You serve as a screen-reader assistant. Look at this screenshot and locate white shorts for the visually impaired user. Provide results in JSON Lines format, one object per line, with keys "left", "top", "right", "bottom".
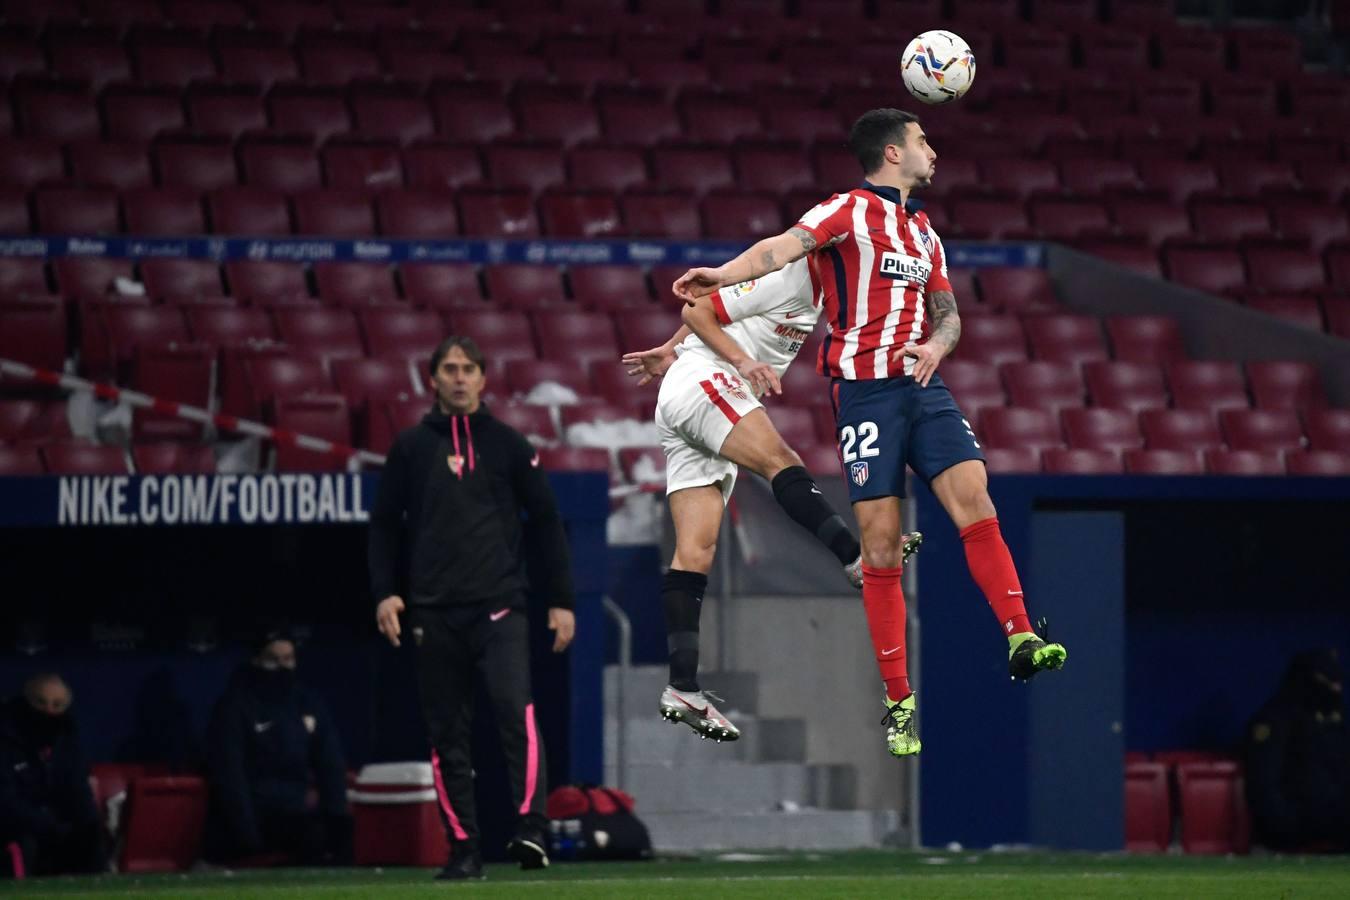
{"left": 655, "top": 353, "right": 763, "bottom": 504}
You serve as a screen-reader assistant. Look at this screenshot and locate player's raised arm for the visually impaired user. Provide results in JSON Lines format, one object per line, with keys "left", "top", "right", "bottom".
{"left": 680, "top": 294, "right": 781, "bottom": 397}
{"left": 672, "top": 227, "right": 818, "bottom": 304}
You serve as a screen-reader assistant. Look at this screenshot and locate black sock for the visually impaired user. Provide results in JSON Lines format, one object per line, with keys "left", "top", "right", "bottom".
{"left": 662, "top": 568, "right": 708, "bottom": 692}
{"left": 770, "top": 465, "right": 860, "bottom": 565}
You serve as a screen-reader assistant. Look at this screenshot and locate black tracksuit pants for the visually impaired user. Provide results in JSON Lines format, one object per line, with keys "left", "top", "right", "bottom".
{"left": 412, "top": 596, "right": 547, "bottom": 845}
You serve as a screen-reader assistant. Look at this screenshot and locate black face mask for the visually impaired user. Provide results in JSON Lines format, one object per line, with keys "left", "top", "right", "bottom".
{"left": 249, "top": 665, "right": 296, "bottom": 700}
{"left": 19, "top": 703, "right": 71, "bottom": 745}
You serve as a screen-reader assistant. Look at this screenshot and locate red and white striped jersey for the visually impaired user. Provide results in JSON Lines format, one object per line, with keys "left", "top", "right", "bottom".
{"left": 794, "top": 184, "right": 953, "bottom": 381}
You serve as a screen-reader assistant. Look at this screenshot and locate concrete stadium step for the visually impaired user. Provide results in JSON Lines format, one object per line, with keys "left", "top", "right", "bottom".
{"left": 609, "top": 761, "right": 856, "bottom": 814}
{"left": 641, "top": 809, "right": 901, "bottom": 853}
{"left": 606, "top": 710, "right": 808, "bottom": 765}
{"left": 605, "top": 664, "right": 761, "bottom": 716}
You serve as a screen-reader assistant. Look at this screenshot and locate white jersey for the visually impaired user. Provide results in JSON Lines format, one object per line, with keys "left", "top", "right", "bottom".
{"left": 674, "top": 258, "right": 821, "bottom": 378}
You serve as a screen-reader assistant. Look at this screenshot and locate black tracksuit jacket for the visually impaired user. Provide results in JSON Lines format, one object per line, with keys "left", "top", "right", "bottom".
{"left": 367, "top": 405, "right": 574, "bottom": 612}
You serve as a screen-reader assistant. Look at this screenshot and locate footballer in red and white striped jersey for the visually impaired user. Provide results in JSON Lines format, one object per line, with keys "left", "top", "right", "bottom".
{"left": 793, "top": 182, "right": 952, "bottom": 381}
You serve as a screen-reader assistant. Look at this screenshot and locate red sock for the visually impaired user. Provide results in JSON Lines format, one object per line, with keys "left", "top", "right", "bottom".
{"left": 862, "top": 565, "right": 910, "bottom": 702}
{"left": 960, "top": 517, "right": 1032, "bottom": 637}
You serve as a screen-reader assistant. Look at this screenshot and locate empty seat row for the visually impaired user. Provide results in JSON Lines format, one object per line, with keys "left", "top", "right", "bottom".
{"left": 986, "top": 446, "right": 1350, "bottom": 476}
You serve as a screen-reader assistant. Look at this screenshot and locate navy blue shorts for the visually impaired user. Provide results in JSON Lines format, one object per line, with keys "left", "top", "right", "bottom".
{"left": 830, "top": 373, "right": 985, "bottom": 501}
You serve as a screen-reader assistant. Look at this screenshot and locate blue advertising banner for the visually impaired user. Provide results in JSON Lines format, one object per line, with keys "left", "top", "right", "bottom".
{"left": 0, "top": 235, "right": 1044, "bottom": 269}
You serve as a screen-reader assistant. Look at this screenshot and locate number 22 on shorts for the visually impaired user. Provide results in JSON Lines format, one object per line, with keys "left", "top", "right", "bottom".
{"left": 840, "top": 421, "right": 880, "bottom": 462}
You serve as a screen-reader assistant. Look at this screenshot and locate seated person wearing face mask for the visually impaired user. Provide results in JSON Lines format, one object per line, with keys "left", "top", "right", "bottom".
{"left": 0, "top": 673, "right": 106, "bottom": 876}
{"left": 204, "top": 631, "right": 353, "bottom": 865}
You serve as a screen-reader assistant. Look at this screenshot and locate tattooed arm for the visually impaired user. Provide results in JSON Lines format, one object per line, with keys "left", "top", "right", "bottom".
{"left": 671, "top": 228, "right": 818, "bottom": 303}
{"left": 894, "top": 290, "right": 961, "bottom": 388}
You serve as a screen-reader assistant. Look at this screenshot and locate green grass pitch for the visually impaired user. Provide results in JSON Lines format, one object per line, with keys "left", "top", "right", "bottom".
{"left": 9, "top": 850, "right": 1350, "bottom": 899}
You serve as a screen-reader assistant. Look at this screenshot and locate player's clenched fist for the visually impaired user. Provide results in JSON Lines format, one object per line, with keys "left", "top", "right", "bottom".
{"left": 673, "top": 267, "right": 724, "bottom": 303}
{"left": 376, "top": 595, "right": 405, "bottom": 646}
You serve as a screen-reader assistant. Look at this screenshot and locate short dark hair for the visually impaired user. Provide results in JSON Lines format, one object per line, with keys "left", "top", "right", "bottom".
{"left": 429, "top": 335, "right": 486, "bottom": 376}
{"left": 847, "top": 109, "right": 920, "bottom": 176}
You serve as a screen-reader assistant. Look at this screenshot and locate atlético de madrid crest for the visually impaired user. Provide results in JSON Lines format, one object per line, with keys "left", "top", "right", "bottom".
{"left": 850, "top": 461, "right": 869, "bottom": 487}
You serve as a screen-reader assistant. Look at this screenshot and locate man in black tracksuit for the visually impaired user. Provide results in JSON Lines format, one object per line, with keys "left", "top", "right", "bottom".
{"left": 368, "top": 335, "right": 575, "bottom": 881}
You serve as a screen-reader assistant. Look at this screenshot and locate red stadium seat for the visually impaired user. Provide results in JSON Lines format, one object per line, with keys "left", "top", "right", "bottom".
{"left": 681, "top": 100, "right": 763, "bottom": 145}
{"left": 322, "top": 142, "right": 404, "bottom": 191}
{"left": 980, "top": 158, "right": 1061, "bottom": 202}
{"left": 495, "top": 402, "right": 559, "bottom": 445}
{"left": 613, "top": 310, "right": 683, "bottom": 353}
{"left": 41, "top": 442, "right": 131, "bottom": 475}
{"left": 119, "top": 776, "right": 208, "bottom": 873}
{"left": 139, "top": 260, "right": 220, "bottom": 301}
{"left": 597, "top": 99, "right": 682, "bottom": 148}
{"left": 1204, "top": 449, "right": 1286, "bottom": 475}
{"left": 243, "top": 355, "right": 331, "bottom": 417}
{"left": 569, "top": 266, "right": 651, "bottom": 310}
{"left": 209, "top": 188, "right": 293, "bottom": 236}
{"left": 1273, "top": 205, "right": 1349, "bottom": 255}
{"left": 559, "top": 405, "right": 644, "bottom": 436}
{"left": 101, "top": 305, "right": 190, "bottom": 375}
{"left": 458, "top": 190, "right": 540, "bottom": 238}
{"left": 949, "top": 200, "right": 1031, "bottom": 240}
{"left": 446, "top": 311, "right": 538, "bottom": 363}
{"left": 940, "top": 360, "right": 1006, "bottom": 422}
{"left": 219, "top": 44, "right": 300, "bottom": 88}
{"left": 1002, "top": 362, "right": 1086, "bottom": 413}
{"left": 1124, "top": 448, "right": 1206, "bottom": 475}
{"left": 0, "top": 138, "right": 66, "bottom": 190}
{"left": 1124, "top": 761, "right": 1171, "bottom": 853}
{"left": 186, "top": 90, "right": 267, "bottom": 141}
{"left": 0, "top": 188, "right": 29, "bottom": 234}
{"left": 1244, "top": 295, "right": 1325, "bottom": 331}
{"left": 298, "top": 45, "right": 380, "bottom": 86}
{"left": 403, "top": 142, "right": 484, "bottom": 191}
{"left": 19, "top": 87, "right": 101, "bottom": 142}
{"left": 1083, "top": 361, "right": 1170, "bottom": 413}
{"left": 332, "top": 356, "right": 419, "bottom": 418}
{"left": 0, "top": 257, "right": 49, "bottom": 295}
{"left": 590, "top": 361, "right": 650, "bottom": 411}
{"left": 1104, "top": 316, "right": 1189, "bottom": 366}
{"left": 531, "top": 310, "right": 619, "bottom": 364}
{"left": 1244, "top": 247, "right": 1328, "bottom": 295}
{"left": 272, "top": 394, "right": 353, "bottom": 471}
{"left": 351, "top": 94, "right": 436, "bottom": 146}
{"left": 1062, "top": 408, "right": 1144, "bottom": 453}
{"left": 293, "top": 190, "right": 376, "bottom": 238}
{"left": 132, "top": 443, "right": 217, "bottom": 474}
{"left": 1219, "top": 160, "right": 1297, "bottom": 199}
{"left": 0, "top": 298, "right": 68, "bottom": 372}
{"left": 1031, "top": 199, "right": 1111, "bottom": 243}
{"left": 268, "top": 89, "right": 352, "bottom": 144}
{"left": 1219, "top": 409, "right": 1305, "bottom": 453}
{"left": 952, "top": 316, "right": 1028, "bottom": 367}
{"left": 122, "top": 189, "right": 206, "bottom": 236}
{"left": 483, "top": 265, "right": 566, "bottom": 310}
{"left": 432, "top": 93, "right": 517, "bottom": 144}
{"left": 978, "top": 407, "right": 1064, "bottom": 453}
{"left": 983, "top": 446, "right": 1043, "bottom": 473}
{"left": 312, "top": 262, "right": 398, "bottom": 308}
{"left": 0, "top": 445, "right": 47, "bottom": 474}
{"left": 567, "top": 146, "right": 648, "bottom": 193}
{"left": 273, "top": 308, "right": 364, "bottom": 362}
{"left": 155, "top": 140, "right": 239, "bottom": 193}
{"left": 132, "top": 343, "right": 213, "bottom": 441}
{"left": 1061, "top": 159, "right": 1140, "bottom": 198}
{"left": 505, "top": 359, "right": 593, "bottom": 398}
{"left": 1177, "top": 766, "right": 1247, "bottom": 858}
{"left": 1166, "top": 361, "right": 1250, "bottom": 412}
{"left": 702, "top": 192, "right": 783, "bottom": 240}
{"left": 1164, "top": 247, "right": 1246, "bottom": 296}
{"left": 186, "top": 307, "right": 275, "bottom": 346}
{"left": 652, "top": 147, "right": 735, "bottom": 197}
{"left": 617, "top": 445, "right": 665, "bottom": 486}
{"left": 54, "top": 258, "right": 135, "bottom": 300}
{"left": 1286, "top": 450, "right": 1350, "bottom": 475}
{"left": 1108, "top": 199, "right": 1192, "bottom": 249}
{"left": 400, "top": 263, "right": 481, "bottom": 308}
{"left": 1191, "top": 201, "right": 1270, "bottom": 244}
{"left": 222, "top": 260, "right": 308, "bottom": 304}
{"left": 135, "top": 42, "right": 218, "bottom": 86}
{"left": 1141, "top": 410, "right": 1225, "bottom": 452}
{"left": 1022, "top": 315, "right": 1109, "bottom": 367}
{"left": 1245, "top": 361, "right": 1327, "bottom": 410}
{"left": 1139, "top": 161, "right": 1220, "bottom": 205}
{"left": 734, "top": 146, "right": 816, "bottom": 194}
{"left": 358, "top": 308, "right": 441, "bottom": 360}
{"left": 1303, "top": 409, "right": 1350, "bottom": 452}
{"left": 34, "top": 187, "right": 120, "bottom": 235}
{"left": 978, "top": 269, "right": 1058, "bottom": 315}
{"left": 68, "top": 140, "right": 151, "bottom": 190}
{"left": 539, "top": 192, "right": 622, "bottom": 239}
{"left": 538, "top": 446, "right": 609, "bottom": 472}
{"left": 1043, "top": 448, "right": 1124, "bottom": 474}
{"left": 376, "top": 190, "right": 459, "bottom": 238}
{"left": 619, "top": 193, "right": 702, "bottom": 239}
{"left": 517, "top": 99, "right": 601, "bottom": 149}
{"left": 0, "top": 400, "right": 45, "bottom": 443}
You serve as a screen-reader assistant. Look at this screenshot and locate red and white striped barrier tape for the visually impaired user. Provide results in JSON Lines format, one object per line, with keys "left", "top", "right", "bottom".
{"left": 0, "top": 357, "right": 387, "bottom": 468}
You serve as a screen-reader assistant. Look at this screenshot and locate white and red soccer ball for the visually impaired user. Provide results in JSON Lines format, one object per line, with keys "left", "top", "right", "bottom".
{"left": 901, "top": 30, "right": 977, "bottom": 105}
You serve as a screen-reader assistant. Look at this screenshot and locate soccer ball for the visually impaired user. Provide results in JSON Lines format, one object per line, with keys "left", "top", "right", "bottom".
{"left": 901, "top": 31, "right": 976, "bottom": 105}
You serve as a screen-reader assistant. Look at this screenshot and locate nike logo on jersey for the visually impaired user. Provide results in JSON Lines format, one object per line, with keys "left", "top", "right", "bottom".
{"left": 881, "top": 646, "right": 902, "bottom": 656}
{"left": 784, "top": 311, "right": 802, "bottom": 319}
{"left": 490, "top": 608, "right": 511, "bottom": 622}
{"left": 1007, "top": 590, "right": 1023, "bottom": 596}
{"left": 254, "top": 721, "right": 274, "bottom": 733}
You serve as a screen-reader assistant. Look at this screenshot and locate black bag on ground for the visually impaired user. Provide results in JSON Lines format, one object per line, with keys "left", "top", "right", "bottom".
{"left": 545, "top": 784, "right": 653, "bottom": 861}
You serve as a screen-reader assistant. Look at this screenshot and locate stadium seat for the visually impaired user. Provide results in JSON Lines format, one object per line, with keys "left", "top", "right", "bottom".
{"left": 457, "top": 190, "right": 540, "bottom": 238}
{"left": 135, "top": 42, "right": 218, "bottom": 86}
{"left": 516, "top": 99, "right": 601, "bottom": 149}
{"left": 0, "top": 188, "right": 28, "bottom": 234}
{"left": 539, "top": 191, "right": 623, "bottom": 239}
{"left": 375, "top": 189, "right": 458, "bottom": 238}
{"left": 1141, "top": 410, "right": 1225, "bottom": 452}
{"left": 402, "top": 142, "right": 485, "bottom": 191}
{"left": 538, "top": 446, "right": 609, "bottom": 473}
{"left": 322, "top": 142, "right": 404, "bottom": 191}
{"left": 132, "top": 443, "right": 217, "bottom": 475}
{"left": 273, "top": 308, "right": 364, "bottom": 363}
{"left": 483, "top": 265, "right": 566, "bottom": 310}
{"left": 1061, "top": 159, "right": 1140, "bottom": 198}
{"left": 366, "top": 392, "right": 428, "bottom": 455}
{"left": 1303, "top": 409, "right": 1350, "bottom": 453}
{"left": 1164, "top": 247, "right": 1246, "bottom": 296}
{"left": 358, "top": 308, "right": 442, "bottom": 360}
{"left": 1328, "top": 298, "right": 1350, "bottom": 339}
{"left": 222, "top": 260, "right": 308, "bottom": 304}
{"left": 652, "top": 147, "right": 736, "bottom": 197}
{"left": 1244, "top": 295, "right": 1325, "bottom": 331}
{"left": 1002, "top": 362, "right": 1086, "bottom": 413}
{"left": 242, "top": 356, "right": 331, "bottom": 418}
{"left": 0, "top": 257, "right": 49, "bottom": 296}
{"left": 1219, "top": 409, "right": 1306, "bottom": 453}
{"left": 1108, "top": 199, "right": 1192, "bottom": 250}
{"left": 219, "top": 44, "right": 300, "bottom": 88}
{"left": 531, "top": 311, "right": 619, "bottom": 365}
{"left": 313, "top": 262, "right": 398, "bottom": 308}
{"left": 1177, "top": 766, "right": 1247, "bottom": 858}
{"left": 118, "top": 776, "right": 208, "bottom": 872}
{"left": 597, "top": 99, "right": 682, "bottom": 147}
{"left": 299, "top": 45, "right": 380, "bottom": 87}
{"left": 1022, "top": 315, "right": 1109, "bottom": 368}
{"left": 400, "top": 263, "right": 481, "bottom": 308}
{"left": 938, "top": 360, "right": 1006, "bottom": 422}
{"left": 1031, "top": 199, "right": 1112, "bottom": 243}
{"left": 1191, "top": 201, "right": 1270, "bottom": 244}
{"left": 272, "top": 394, "right": 353, "bottom": 471}
{"left": 1166, "top": 361, "right": 1250, "bottom": 412}
{"left": 1286, "top": 450, "right": 1350, "bottom": 476}
{"left": 1123, "top": 448, "right": 1206, "bottom": 475}
{"left": 431, "top": 93, "right": 517, "bottom": 144}
{"left": 981, "top": 158, "right": 1061, "bottom": 202}
{"left": 41, "top": 442, "right": 131, "bottom": 475}
{"left": 1204, "top": 449, "right": 1286, "bottom": 475}
{"left": 1083, "top": 362, "right": 1170, "bottom": 413}
{"left": 734, "top": 146, "right": 816, "bottom": 194}
{"left": 445, "top": 311, "right": 537, "bottom": 363}
{"left": 0, "top": 137, "right": 66, "bottom": 189}
{"left": 0, "top": 298, "right": 67, "bottom": 372}
{"left": 567, "top": 146, "right": 649, "bottom": 193}
{"left": 1062, "top": 408, "right": 1145, "bottom": 454}
{"left": 1272, "top": 204, "right": 1349, "bottom": 255}
{"left": 978, "top": 408, "right": 1064, "bottom": 454}
{"left": 101, "top": 306, "right": 190, "bottom": 375}
{"left": 18, "top": 87, "right": 101, "bottom": 143}
{"left": 293, "top": 190, "right": 377, "bottom": 238}
{"left": 122, "top": 189, "right": 206, "bottom": 236}
{"left": 268, "top": 89, "right": 352, "bottom": 144}
{"left": 1245, "top": 248, "right": 1328, "bottom": 295}
{"left": 569, "top": 266, "right": 651, "bottom": 311}
{"left": 1124, "top": 760, "right": 1171, "bottom": 853}
{"left": 702, "top": 192, "right": 783, "bottom": 240}
{"left": 332, "top": 356, "right": 419, "bottom": 417}
{"left": 952, "top": 316, "right": 1028, "bottom": 367}
{"left": 185, "top": 306, "right": 275, "bottom": 346}
{"left": 1104, "top": 316, "right": 1189, "bottom": 366}
{"left": 209, "top": 188, "right": 293, "bottom": 236}
{"left": 612, "top": 310, "right": 683, "bottom": 354}
{"left": 186, "top": 90, "right": 267, "bottom": 141}
{"left": 53, "top": 258, "right": 135, "bottom": 300}
{"left": 139, "top": 260, "right": 221, "bottom": 302}
{"left": 132, "top": 343, "right": 214, "bottom": 440}
{"left": 619, "top": 192, "right": 702, "bottom": 239}
{"left": 1042, "top": 448, "right": 1125, "bottom": 474}
{"left": 1245, "top": 361, "right": 1327, "bottom": 410}
{"left": 504, "top": 359, "right": 593, "bottom": 398}
{"left": 34, "top": 187, "right": 120, "bottom": 235}
{"left": 1219, "top": 160, "right": 1297, "bottom": 199}
{"left": 983, "top": 446, "right": 1043, "bottom": 473}
{"left": 495, "top": 402, "right": 559, "bottom": 445}
{"left": 950, "top": 200, "right": 1031, "bottom": 240}
{"left": 0, "top": 445, "right": 46, "bottom": 475}
{"left": 352, "top": 94, "right": 436, "bottom": 146}
{"left": 154, "top": 140, "right": 238, "bottom": 193}
{"left": 590, "top": 359, "right": 650, "bottom": 410}
{"left": 979, "top": 269, "right": 1059, "bottom": 314}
